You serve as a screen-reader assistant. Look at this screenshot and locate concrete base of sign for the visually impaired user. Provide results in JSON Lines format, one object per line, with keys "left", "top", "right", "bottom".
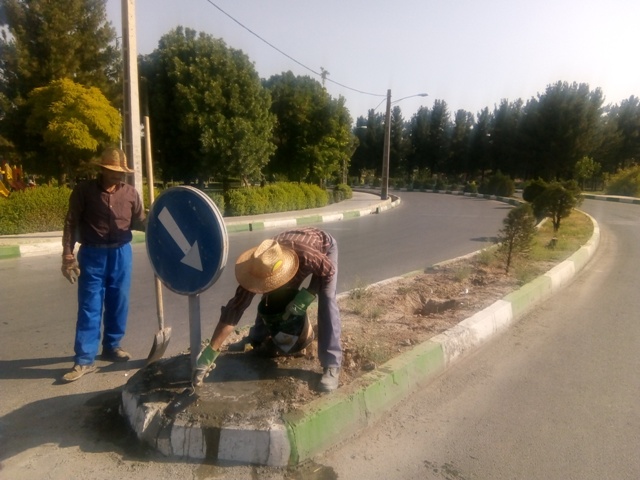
{"left": 120, "top": 351, "right": 320, "bottom": 466}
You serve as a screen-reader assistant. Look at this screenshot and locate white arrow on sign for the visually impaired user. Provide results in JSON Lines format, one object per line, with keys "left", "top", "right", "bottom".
{"left": 157, "top": 206, "right": 203, "bottom": 271}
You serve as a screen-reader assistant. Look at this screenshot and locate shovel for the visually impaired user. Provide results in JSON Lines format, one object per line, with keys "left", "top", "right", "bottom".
{"left": 144, "top": 114, "right": 172, "bottom": 365}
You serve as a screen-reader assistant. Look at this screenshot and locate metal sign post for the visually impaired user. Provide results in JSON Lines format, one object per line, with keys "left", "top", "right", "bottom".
{"left": 146, "top": 186, "right": 228, "bottom": 368}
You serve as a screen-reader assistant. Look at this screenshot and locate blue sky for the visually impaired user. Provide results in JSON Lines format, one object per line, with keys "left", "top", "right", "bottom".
{"left": 107, "top": 0, "right": 640, "bottom": 121}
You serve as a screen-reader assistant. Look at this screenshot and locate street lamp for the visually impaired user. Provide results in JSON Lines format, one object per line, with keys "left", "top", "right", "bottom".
{"left": 380, "top": 90, "right": 428, "bottom": 200}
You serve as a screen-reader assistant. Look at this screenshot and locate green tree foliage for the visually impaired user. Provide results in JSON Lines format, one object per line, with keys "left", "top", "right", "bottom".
{"left": 605, "top": 165, "right": 640, "bottom": 197}
{"left": 449, "top": 109, "right": 474, "bottom": 178}
{"left": 496, "top": 203, "right": 536, "bottom": 273}
{"left": 0, "top": 0, "right": 120, "bottom": 164}
{"left": 479, "top": 170, "right": 515, "bottom": 197}
{"left": 24, "top": 78, "right": 120, "bottom": 181}
{"left": 264, "top": 72, "right": 352, "bottom": 186}
{"left": 469, "top": 107, "right": 492, "bottom": 178}
{"left": 389, "top": 105, "right": 409, "bottom": 179}
{"left": 574, "top": 156, "right": 601, "bottom": 190}
{"left": 520, "top": 81, "right": 604, "bottom": 180}
{"left": 140, "top": 27, "right": 275, "bottom": 187}
{"left": 351, "top": 111, "right": 384, "bottom": 181}
{"left": 532, "top": 182, "right": 581, "bottom": 232}
{"left": 0, "top": 0, "right": 119, "bottom": 99}
{"left": 601, "top": 96, "right": 640, "bottom": 172}
{"left": 490, "top": 99, "right": 523, "bottom": 176}
{"left": 522, "top": 178, "right": 548, "bottom": 203}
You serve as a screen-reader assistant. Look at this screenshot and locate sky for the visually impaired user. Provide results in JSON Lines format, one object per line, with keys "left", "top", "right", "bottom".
{"left": 107, "top": 0, "right": 640, "bottom": 121}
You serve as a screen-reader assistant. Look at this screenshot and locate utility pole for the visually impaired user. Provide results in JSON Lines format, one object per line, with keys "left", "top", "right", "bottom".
{"left": 121, "top": 0, "right": 143, "bottom": 195}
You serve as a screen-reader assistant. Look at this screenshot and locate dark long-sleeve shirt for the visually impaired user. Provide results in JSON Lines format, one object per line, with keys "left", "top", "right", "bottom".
{"left": 219, "top": 227, "right": 336, "bottom": 326}
{"left": 62, "top": 177, "right": 145, "bottom": 256}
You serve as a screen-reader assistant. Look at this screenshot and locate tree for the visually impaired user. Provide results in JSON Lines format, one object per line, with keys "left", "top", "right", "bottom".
{"left": 407, "top": 106, "right": 430, "bottom": 176}
{"left": 490, "top": 99, "right": 524, "bottom": 177}
{"left": 264, "top": 72, "right": 352, "bottom": 186}
{"left": 606, "top": 96, "right": 640, "bottom": 171}
{"left": 574, "top": 156, "right": 601, "bottom": 190}
{"left": 469, "top": 107, "right": 492, "bottom": 179}
{"left": 496, "top": 203, "right": 536, "bottom": 273}
{"left": 520, "top": 81, "right": 604, "bottom": 180}
{"left": 0, "top": 0, "right": 120, "bottom": 166}
{"left": 449, "top": 109, "right": 474, "bottom": 178}
{"left": 388, "top": 105, "right": 409, "bottom": 180}
{"left": 140, "top": 27, "right": 275, "bottom": 187}
{"left": 532, "top": 182, "right": 581, "bottom": 232}
{"left": 23, "top": 78, "right": 120, "bottom": 182}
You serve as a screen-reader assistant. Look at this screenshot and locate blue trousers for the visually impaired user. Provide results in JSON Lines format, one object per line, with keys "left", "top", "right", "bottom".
{"left": 74, "top": 243, "right": 132, "bottom": 365}
{"left": 250, "top": 236, "right": 342, "bottom": 368}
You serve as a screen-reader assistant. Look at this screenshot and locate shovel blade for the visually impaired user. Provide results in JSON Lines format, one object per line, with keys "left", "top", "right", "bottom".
{"left": 146, "top": 327, "right": 172, "bottom": 365}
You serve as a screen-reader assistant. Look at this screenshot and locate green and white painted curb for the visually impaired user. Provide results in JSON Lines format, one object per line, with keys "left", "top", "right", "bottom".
{"left": 121, "top": 211, "right": 599, "bottom": 466}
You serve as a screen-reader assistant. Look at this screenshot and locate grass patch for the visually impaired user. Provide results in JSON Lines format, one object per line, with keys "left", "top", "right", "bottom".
{"left": 531, "top": 211, "right": 593, "bottom": 262}
{"left": 512, "top": 209, "right": 593, "bottom": 282}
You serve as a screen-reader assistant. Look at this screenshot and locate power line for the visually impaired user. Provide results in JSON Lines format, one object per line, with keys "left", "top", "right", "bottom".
{"left": 203, "top": 0, "right": 386, "bottom": 98}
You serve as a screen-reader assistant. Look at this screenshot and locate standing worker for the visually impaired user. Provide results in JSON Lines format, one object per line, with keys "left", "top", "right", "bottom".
{"left": 193, "top": 227, "right": 342, "bottom": 392}
{"left": 60, "top": 147, "right": 145, "bottom": 382}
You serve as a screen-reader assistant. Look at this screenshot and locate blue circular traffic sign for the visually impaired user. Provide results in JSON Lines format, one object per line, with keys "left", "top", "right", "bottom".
{"left": 146, "top": 186, "right": 228, "bottom": 295}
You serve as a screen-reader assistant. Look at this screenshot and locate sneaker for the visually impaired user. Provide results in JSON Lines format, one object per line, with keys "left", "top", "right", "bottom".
{"left": 62, "top": 363, "right": 97, "bottom": 383}
{"left": 226, "top": 337, "right": 259, "bottom": 352}
{"left": 319, "top": 367, "right": 340, "bottom": 392}
{"left": 101, "top": 347, "right": 131, "bottom": 362}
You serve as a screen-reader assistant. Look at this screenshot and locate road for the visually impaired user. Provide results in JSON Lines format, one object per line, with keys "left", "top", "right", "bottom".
{"left": 315, "top": 198, "right": 640, "bottom": 479}
{"left": 0, "top": 192, "right": 508, "bottom": 479}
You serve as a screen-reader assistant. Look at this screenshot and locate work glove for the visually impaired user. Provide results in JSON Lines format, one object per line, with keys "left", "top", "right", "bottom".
{"left": 192, "top": 345, "right": 220, "bottom": 387}
{"left": 61, "top": 254, "right": 81, "bottom": 284}
{"left": 283, "top": 288, "right": 316, "bottom": 320}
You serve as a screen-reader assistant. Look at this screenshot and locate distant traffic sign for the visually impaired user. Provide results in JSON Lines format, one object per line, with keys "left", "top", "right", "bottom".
{"left": 146, "top": 186, "right": 228, "bottom": 295}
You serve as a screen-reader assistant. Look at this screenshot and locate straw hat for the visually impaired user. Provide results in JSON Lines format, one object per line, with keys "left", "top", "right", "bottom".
{"left": 235, "top": 239, "right": 299, "bottom": 294}
{"left": 99, "top": 147, "right": 133, "bottom": 173}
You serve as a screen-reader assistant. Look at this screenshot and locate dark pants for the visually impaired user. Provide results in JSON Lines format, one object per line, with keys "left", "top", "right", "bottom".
{"left": 249, "top": 236, "right": 342, "bottom": 368}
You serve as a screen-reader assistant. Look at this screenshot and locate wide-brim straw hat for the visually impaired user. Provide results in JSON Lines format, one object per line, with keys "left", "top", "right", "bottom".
{"left": 235, "top": 239, "right": 299, "bottom": 294}
{"left": 99, "top": 147, "right": 134, "bottom": 173}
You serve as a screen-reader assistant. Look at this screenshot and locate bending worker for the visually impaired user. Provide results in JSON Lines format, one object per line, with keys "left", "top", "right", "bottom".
{"left": 194, "top": 227, "right": 342, "bottom": 392}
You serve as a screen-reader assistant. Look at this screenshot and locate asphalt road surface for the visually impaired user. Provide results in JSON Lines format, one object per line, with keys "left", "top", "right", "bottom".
{"left": 0, "top": 192, "right": 508, "bottom": 479}
{"left": 3, "top": 195, "right": 636, "bottom": 480}
{"left": 315, "top": 198, "right": 640, "bottom": 480}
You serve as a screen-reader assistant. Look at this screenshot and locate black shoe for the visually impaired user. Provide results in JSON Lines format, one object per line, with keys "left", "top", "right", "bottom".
{"left": 101, "top": 347, "right": 131, "bottom": 362}
{"left": 319, "top": 367, "right": 340, "bottom": 392}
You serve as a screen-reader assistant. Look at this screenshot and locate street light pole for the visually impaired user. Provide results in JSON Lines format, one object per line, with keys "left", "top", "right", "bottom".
{"left": 381, "top": 89, "right": 392, "bottom": 201}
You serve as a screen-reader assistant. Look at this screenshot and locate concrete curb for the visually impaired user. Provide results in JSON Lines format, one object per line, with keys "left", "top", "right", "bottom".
{"left": 279, "top": 211, "right": 600, "bottom": 464}
{"left": 0, "top": 194, "right": 400, "bottom": 259}
{"left": 121, "top": 208, "right": 600, "bottom": 465}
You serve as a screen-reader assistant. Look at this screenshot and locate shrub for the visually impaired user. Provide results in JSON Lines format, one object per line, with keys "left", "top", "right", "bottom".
{"left": 605, "top": 165, "right": 640, "bottom": 197}
{"left": 496, "top": 203, "right": 536, "bottom": 273}
{"left": 522, "top": 178, "right": 547, "bottom": 203}
{"left": 463, "top": 181, "right": 478, "bottom": 193}
{"left": 224, "top": 182, "right": 330, "bottom": 216}
{"left": 0, "top": 185, "right": 71, "bottom": 235}
{"left": 206, "top": 192, "right": 225, "bottom": 214}
{"left": 532, "top": 182, "right": 581, "bottom": 232}
{"left": 333, "top": 183, "right": 352, "bottom": 203}
{"left": 484, "top": 171, "right": 515, "bottom": 197}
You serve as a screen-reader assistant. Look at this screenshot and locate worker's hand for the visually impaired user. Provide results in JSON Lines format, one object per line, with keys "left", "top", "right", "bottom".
{"left": 192, "top": 345, "right": 220, "bottom": 387}
{"left": 61, "top": 254, "right": 80, "bottom": 284}
{"left": 283, "top": 288, "right": 316, "bottom": 320}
